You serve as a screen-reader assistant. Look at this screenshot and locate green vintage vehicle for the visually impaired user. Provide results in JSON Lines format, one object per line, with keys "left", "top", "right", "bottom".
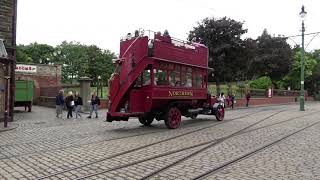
{"left": 14, "top": 80, "right": 34, "bottom": 112}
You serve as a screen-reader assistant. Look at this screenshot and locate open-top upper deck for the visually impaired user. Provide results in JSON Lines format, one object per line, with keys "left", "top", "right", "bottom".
{"left": 119, "top": 30, "right": 209, "bottom": 68}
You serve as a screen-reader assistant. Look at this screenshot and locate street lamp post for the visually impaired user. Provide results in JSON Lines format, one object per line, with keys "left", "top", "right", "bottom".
{"left": 299, "top": 5, "right": 307, "bottom": 111}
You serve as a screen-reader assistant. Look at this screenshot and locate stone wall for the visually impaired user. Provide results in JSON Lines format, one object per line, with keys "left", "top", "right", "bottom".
{"left": 0, "top": 64, "right": 4, "bottom": 120}
{"left": 232, "top": 96, "right": 314, "bottom": 108}
{"left": 0, "top": 0, "right": 15, "bottom": 48}
{"left": 0, "top": 0, "right": 16, "bottom": 121}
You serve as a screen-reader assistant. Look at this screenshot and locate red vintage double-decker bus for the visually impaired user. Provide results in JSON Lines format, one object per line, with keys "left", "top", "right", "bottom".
{"left": 106, "top": 30, "right": 224, "bottom": 129}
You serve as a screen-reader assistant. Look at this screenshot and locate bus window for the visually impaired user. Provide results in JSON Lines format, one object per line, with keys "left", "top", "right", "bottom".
{"left": 186, "top": 72, "right": 192, "bottom": 87}
{"left": 154, "top": 69, "right": 158, "bottom": 85}
{"left": 168, "top": 63, "right": 174, "bottom": 70}
{"left": 142, "top": 69, "right": 151, "bottom": 86}
{"left": 169, "top": 71, "right": 175, "bottom": 86}
{"left": 174, "top": 65, "right": 181, "bottom": 86}
{"left": 200, "top": 73, "right": 203, "bottom": 88}
{"left": 160, "top": 63, "right": 167, "bottom": 69}
{"left": 174, "top": 71, "right": 180, "bottom": 86}
{"left": 155, "top": 69, "right": 168, "bottom": 85}
{"left": 195, "top": 72, "right": 202, "bottom": 88}
{"left": 181, "top": 72, "right": 187, "bottom": 87}
{"left": 134, "top": 75, "right": 142, "bottom": 87}
{"left": 203, "top": 74, "right": 207, "bottom": 88}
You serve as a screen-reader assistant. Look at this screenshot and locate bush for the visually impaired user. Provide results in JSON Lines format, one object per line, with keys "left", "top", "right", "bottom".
{"left": 274, "top": 80, "right": 288, "bottom": 90}
{"left": 250, "top": 76, "right": 272, "bottom": 89}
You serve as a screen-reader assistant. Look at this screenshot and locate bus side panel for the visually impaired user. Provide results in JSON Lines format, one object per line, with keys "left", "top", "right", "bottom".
{"left": 129, "top": 90, "right": 152, "bottom": 113}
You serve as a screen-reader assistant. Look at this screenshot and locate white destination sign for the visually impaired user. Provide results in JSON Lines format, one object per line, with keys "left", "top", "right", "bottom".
{"left": 15, "top": 64, "right": 37, "bottom": 73}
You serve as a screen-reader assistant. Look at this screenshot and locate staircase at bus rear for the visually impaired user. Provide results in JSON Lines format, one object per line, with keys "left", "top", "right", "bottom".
{"left": 108, "top": 58, "right": 150, "bottom": 115}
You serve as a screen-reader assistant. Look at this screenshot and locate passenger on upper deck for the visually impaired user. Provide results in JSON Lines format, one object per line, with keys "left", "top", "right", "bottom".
{"left": 134, "top": 30, "right": 139, "bottom": 37}
{"left": 163, "top": 29, "right": 170, "bottom": 37}
{"left": 191, "top": 37, "right": 206, "bottom": 47}
{"left": 126, "top": 33, "right": 132, "bottom": 40}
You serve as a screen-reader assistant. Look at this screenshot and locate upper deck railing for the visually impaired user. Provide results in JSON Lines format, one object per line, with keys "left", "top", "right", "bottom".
{"left": 118, "top": 29, "right": 209, "bottom": 68}
{"left": 120, "top": 29, "right": 206, "bottom": 52}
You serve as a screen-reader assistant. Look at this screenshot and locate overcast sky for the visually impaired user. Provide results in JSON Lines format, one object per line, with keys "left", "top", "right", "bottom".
{"left": 17, "top": 0, "right": 320, "bottom": 54}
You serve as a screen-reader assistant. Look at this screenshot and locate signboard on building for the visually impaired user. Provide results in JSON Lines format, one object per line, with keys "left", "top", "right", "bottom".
{"left": 15, "top": 64, "right": 37, "bottom": 73}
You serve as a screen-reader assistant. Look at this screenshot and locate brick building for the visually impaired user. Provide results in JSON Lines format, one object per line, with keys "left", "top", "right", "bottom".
{"left": 0, "top": 0, "right": 17, "bottom": 124}
{"left": 15, "top": 63, "right": 62, "bottom": 101}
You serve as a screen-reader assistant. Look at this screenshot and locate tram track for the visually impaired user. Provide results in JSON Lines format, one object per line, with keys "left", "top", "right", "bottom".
{"left": 138, "top": 111, "right": 319, "bottom": 179}
{"left": 67, "top": 111, "right": 316, "bottom": 180}
{"left": 192, "top": 120, "right": 320, "bottom": 180}
{"left": 36, "top": 110, "right": 285, "bottom": 179}
{"left": 0, "top": 109, "right": 265, "bottom": 161}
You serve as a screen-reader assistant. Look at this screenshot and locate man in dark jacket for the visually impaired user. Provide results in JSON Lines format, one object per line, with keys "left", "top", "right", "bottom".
{"left": 55, "top": 90, "right": 64, "bottom": 118}
{"left": 246, "top": 91, "right": 251, "bottom": 107}
{"left": 88, "top": 91, "right": 100, "bottom": 118}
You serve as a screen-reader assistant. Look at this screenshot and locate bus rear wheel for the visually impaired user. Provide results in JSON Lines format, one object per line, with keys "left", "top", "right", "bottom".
{"left": 165, "top": 107, "right": 181, "bottom": 129}
{"left": 139, "top": 114, "right": 154, "bottom": 126}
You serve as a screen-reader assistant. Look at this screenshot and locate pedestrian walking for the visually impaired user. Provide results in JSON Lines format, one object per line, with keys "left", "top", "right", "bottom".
{"left": 226, "top": 93, "right": 231, "bottom": 107}
{"left": 246, "top": 91, "right": 251, "bottom": 107}
{"left": 218, "top": 93, "right": 226, "bottom": 108}
{"left": 74, "top": 92, "right": 83, "bottom": 118}
{"left": 55, "top": 90, "right": 64, "bottom": 118}
{"left": 219, "top": 92, "right": 226, "bottom": 108}
{"left": 231, "top": 94, "right": 235, "bottom": 109}
{"left": 88, "top": 91, "right": 100, "bottom": 118}
{"left": 65, "top": 91, "right": 74, "bottom": 119}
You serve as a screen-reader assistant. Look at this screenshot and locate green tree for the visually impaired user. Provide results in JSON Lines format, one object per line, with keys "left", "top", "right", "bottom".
{"left": 251, "top": 29, "right": 293, "bottom": 81}
{"left": 249, "top": 76, "right": 272, "bottom": 89}
{"left": 284, "top": 50, "right": 317, "bottom": 90}
{"left": 16, "top": 45, "right": 32, "bottom": 63}
{"left": 55, "top": 41, "right": 115, "bottom": 84}
{"left": 55, "top": 41, "right": 89, "bottom": 83}
{"left": 86, "top": 45, "right": 115, "bottom": 85}
{"left": 16, "top": 41, "right": 116, "bottom": 86}
{"left": 310, "top": 49, "right": 320, "bottom": 94}
{"left": 188, "top": 17, "right": 247, "bottom": 94}
{"left": 17, "top": 43, "right": 55, "bottom": 64}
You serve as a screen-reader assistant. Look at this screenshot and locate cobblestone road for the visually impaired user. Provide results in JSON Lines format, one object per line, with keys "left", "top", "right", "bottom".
{"left": 0, "top": 103, "right": 319, "bottom": 179}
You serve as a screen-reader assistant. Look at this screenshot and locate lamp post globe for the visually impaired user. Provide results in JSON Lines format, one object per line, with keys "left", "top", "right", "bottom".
{"left": 299, "top": 5, "right": 307, "bottom": 111}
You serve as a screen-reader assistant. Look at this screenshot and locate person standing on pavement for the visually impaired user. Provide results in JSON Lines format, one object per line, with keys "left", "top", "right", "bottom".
{"left": 220, "top": 92, "right": 226, "bottom": 108}
{"left": 65, "top": 91, "right": 74, "bottom": 119}
{"left": 246, "top": 91, "right": 251, "bottom": 107}
{"left": 74, "top": 92, "right": 83, "bottom": 118}
{"left": 231, "top": 94, "right": 235, "bottom": 109}
{"left": 55, "top": 90, "right": 64, "bottom": 118}
{"left": 88, "top": 91, "right": 100, "bottom": 118}
{"left": 226, "top": 93, "right": 231, "bottom": 107}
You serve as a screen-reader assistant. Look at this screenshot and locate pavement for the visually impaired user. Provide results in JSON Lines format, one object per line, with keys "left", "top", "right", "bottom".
{"left": 0, "top": 103, "right": 319, "bottom": 179}
{"left": 0, "top": 122, "right": 18, "bottom": 132}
